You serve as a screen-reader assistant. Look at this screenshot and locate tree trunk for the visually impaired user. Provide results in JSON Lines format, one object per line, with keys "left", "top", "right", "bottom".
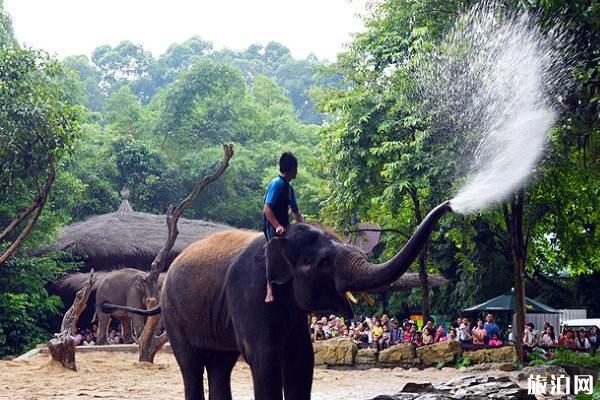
{"left": 503, "top": 190, "right": 527, "bottom": 362}
{"left": 138, "top": 297, "right": 168, "bottom": 363}
{"left": 138, "top": 144, "right": 234, "bottom": 362}
{"left": 409, "top": 188, "right": 430, "bottom": 320}
{"left": 48, "top": 270, "right": 95, "bottom": 371}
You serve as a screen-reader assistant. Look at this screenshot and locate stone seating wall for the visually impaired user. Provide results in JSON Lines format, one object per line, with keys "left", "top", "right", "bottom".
{"left": 312, "top": 338, "right": 517, "bottom": 368}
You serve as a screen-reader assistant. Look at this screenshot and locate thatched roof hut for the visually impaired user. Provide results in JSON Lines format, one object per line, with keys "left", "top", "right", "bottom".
{"left": 39, "top": 194, "right": 231, "bottom": 271}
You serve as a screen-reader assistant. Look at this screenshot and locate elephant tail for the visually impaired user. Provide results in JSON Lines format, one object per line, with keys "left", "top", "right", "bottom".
{"left": 100, "top": 301, "right": 161, "bottom": 316}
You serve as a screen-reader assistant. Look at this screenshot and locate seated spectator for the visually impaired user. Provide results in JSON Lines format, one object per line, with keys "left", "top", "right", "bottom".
{"left": 540, "top": 325, "right": 556, "bottom": 349}
{"left": 458, "top": 317, "right": 472, "bottom": 345}
{"left": 576, "top": 328, "right": 591, "bottom": 352}
{"left": 408, "top": 323, "right": 418, "bottom": 342}
{"left": 559, "top": 329, "right": 577, "bottom": 350}
{"left": 472, "top": 319, "right": 487, "bottom": 347}
{"left": 422, "top": 327, "right": 434, "bottom": 345}
{"left": 73, "top": 330, "right": 83, "bottom": 346}
{"left": 412, "top": 331, "right": 423, "bottom": 347}
{"left": 454, "top": 316, "right": 463, "bottom": 330}
{"left": 390, "top": 319, "right": 403, "bottom": 345}
{"left": 82, "top": 333, "right": 96, "bottom": 346}
{"left": 423, "top": 317, "right": 435, "bottom": 335}
{"left": 588, "top": 327, "right": 598, "bottom": 352}
{"left": 328, "top": 317, "right": 339, "bottom": 338}
{"left": 354, "top": 322, "right": 370, "bottom": 348}
{"left": 523, "top": 323, "right": 538, "bottom": 352}
{"left": 372, "top": 319, "right": 383, "bottom": 345}
{"left": 402, "top": 323, "right": 413, "bottom": 343}
{"left": 107, "top": 329, "right": 118, "bottom": 345}
{"left": 505, "top": 324, "right": 515, "bottom": 344}
{"left": 448, "top": 328, "right": 458, "bottom": 341}
{"left": 484, "top": 313, "right": 500, "bottom": 344}
{"left": 380, "top": 325, "right": 391, "bottom": 350}
{"left": 310, "top": 316, "right": 318, "bottom": 335}
{"left": 434, "top": 325, "right": 447, "bottom": 343}
{"left": 381, "top": 314, "right": 391, "bottom": 331}
{"left": 313, "top": 322, "right": 327, "bottom": 341}
{"left": 488, "top": 333, "right": 503, "bottom": 347}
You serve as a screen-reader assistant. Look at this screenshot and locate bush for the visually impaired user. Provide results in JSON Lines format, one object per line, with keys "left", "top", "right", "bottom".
{"left": 528, "top": 347, "right": 600, "bottom": 369}
{"left": 0, "top": 251, "right": 79, "bottom": 357}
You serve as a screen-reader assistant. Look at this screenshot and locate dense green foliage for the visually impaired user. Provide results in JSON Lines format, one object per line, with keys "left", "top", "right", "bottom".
{"left": 316, "top": 0, "right": 600, "bottom": 318}
{"left": 0, "top": 3, "right": 84, "bottom": 357}
{"left": 0, "top": 254, "right": 79, "bottom": 357}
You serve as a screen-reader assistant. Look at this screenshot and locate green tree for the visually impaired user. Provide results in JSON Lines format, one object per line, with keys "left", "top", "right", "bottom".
{"left": 0, "top": 46, "right": 82, "bottom": 265}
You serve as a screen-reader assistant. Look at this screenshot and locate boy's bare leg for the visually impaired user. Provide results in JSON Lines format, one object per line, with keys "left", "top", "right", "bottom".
{"left": 265, "top": 281, "right": 275, "bottom": 303}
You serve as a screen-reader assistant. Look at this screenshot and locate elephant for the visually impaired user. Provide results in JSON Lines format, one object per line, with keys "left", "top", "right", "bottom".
{"left": 57, "top": 268, "right": 165, "bottom": 344}
{"left": 103, "top": 201, "right": 452, "bottom": 400}
{"left": 94, "top": 268, "right": 167, "bottom": 344}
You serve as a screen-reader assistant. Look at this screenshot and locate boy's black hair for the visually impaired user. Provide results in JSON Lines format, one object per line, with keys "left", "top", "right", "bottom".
{"left": 279, "top": 152, "right": 298, "bottom": 173}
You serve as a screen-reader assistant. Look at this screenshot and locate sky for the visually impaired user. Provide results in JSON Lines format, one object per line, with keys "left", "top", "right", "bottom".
{"left": 4, "top": 0, "right": 367, "bottom": 62}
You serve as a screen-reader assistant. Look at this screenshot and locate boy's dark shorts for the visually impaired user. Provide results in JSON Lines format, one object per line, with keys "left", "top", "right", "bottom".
{"left": 264, "top": 223, "right": 277, "bottom": 241}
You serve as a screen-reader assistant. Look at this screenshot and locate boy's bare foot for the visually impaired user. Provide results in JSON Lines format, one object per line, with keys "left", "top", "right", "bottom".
{"left": 265, "top": 282, "right": 275, "bottom": 303}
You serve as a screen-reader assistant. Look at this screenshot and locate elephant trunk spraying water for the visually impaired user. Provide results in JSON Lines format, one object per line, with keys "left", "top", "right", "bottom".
{"left": 102, "top": 200, "right": 453, "bottom": 400}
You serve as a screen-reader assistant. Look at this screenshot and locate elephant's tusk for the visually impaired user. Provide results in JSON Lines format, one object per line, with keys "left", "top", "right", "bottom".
{"left": 345, "top": 291, "right": 358, "bottom": 304}
{"left": 360, "top": 292, "right": 375, "bottom": 306}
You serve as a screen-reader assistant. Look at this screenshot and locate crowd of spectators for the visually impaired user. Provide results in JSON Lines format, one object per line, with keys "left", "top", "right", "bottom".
{"left": 310, "top": 313, "right": 599, "bottom": 355}
{"left": 71, "top": 324, "right": 124, "bottom": 346}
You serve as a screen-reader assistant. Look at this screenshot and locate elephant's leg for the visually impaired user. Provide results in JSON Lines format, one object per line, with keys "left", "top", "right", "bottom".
{"left": 282, "top": 328, "right": 313, "bottom": 400}
{"left": 96, "top": 312, "right": 110, "bottom": 345}
{"left": 170, "top": 331, "right": 206, "bottom": 400}
{"left": 248, "top": 349, "right": 283, "bottom": 400}
{"left": 205, "top": 350, "right": 238, "bottom": 400}
{"left": 120, "top": 316, "right": 134, "bottom": 344}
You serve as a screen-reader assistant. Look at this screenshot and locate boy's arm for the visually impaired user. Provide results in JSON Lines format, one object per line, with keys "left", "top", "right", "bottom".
{"left": 292, "top": 209, "right": 304, "bottom": 223}
{"left": 263, "top": 204, "right": 285, "bottom": 235}
{"left": 289, "top": 186, "right": 304, "bottom": 223}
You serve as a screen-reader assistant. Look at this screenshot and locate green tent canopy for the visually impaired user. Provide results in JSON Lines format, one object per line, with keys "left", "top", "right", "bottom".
{"left": 463, "top": 290, "right": 560, "bottom": 314}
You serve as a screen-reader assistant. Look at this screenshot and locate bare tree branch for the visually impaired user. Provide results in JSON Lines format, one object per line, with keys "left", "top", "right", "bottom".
{"left": 139, "top": 143, "right": 234, "bottom": 363}
{"left": 0, "top": 167, "right": 56, "bottom": 266}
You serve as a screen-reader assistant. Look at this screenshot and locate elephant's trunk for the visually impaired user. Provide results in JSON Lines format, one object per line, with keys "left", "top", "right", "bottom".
{"left": 337, "top": 201, "right": 452, "bottom": 292}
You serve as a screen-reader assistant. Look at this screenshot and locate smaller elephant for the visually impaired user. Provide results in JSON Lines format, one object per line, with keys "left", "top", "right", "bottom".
{"left": 94, "top": 268, "right": 166, "bottom": 345}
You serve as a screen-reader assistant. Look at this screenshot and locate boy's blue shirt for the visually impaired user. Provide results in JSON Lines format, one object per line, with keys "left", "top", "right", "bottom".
{"left": 264, "top": 176, "right": 298, "bottom": 210}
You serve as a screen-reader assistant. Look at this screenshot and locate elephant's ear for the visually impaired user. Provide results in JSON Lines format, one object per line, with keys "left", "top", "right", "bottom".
{"left": 265, "top": 237, "right": 294, "bottom": 285}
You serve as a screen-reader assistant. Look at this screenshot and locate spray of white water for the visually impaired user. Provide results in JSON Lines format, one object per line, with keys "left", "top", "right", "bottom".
{"left": 414, "top": 3, "right": 572, "bottom": 214}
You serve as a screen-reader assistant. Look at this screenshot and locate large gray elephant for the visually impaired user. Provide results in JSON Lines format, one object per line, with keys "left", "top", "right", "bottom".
{"left": 58, "top": 268, "right": 165, "bottom": 344}
{"left": 103, "top": 201, "right": 452, "bottom": 400}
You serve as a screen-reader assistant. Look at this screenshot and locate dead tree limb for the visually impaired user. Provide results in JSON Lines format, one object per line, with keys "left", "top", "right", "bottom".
{"left": 138, "top": 143, "right": 234, "bottom": 362}
{"left": 48, "top": 269, "right": 95, "bottom": 371}
{"left": 0, "top": 166, "right": 56, "bottom": 266}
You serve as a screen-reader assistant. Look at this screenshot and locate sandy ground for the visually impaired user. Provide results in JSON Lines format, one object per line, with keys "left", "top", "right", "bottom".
{"left": 0, "top": 351, "right": 511, "bottom": 400}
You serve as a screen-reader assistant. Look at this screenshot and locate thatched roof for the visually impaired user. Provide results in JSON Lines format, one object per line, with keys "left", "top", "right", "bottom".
{"left": 369, "top": 272, "right": 448, "bottom": 293}
{"left": 39, "top": 204, "right": 231, "bottom": 271}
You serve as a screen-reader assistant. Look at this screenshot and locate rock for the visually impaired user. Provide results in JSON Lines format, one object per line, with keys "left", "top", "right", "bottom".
{"left": 467, "top": 346, "right": 518, "bottom": 364}
{"left": 515, "top": 365, "right": 568, "bottom": 382}
{"left": 312, "top": 337, "right": 357, "bottom": 366}
{"left": 415, "top": 341, "right": 462, "bottom": 367}
{"left": 355, "top": 348, "right": 378, "bottom": 365}
{"left": 398, "top": 382, "right": 435, "bottom": 393}
{"left": 498, "top": 362, "right": 517, "bottom": 371}
{"left": 378, "top": 343, "right": 417, "bottom": 366}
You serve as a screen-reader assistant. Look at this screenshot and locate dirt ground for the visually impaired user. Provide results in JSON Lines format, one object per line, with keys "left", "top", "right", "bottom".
{"left": 0, "top": 351, "right": 511, "bottom": 400}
